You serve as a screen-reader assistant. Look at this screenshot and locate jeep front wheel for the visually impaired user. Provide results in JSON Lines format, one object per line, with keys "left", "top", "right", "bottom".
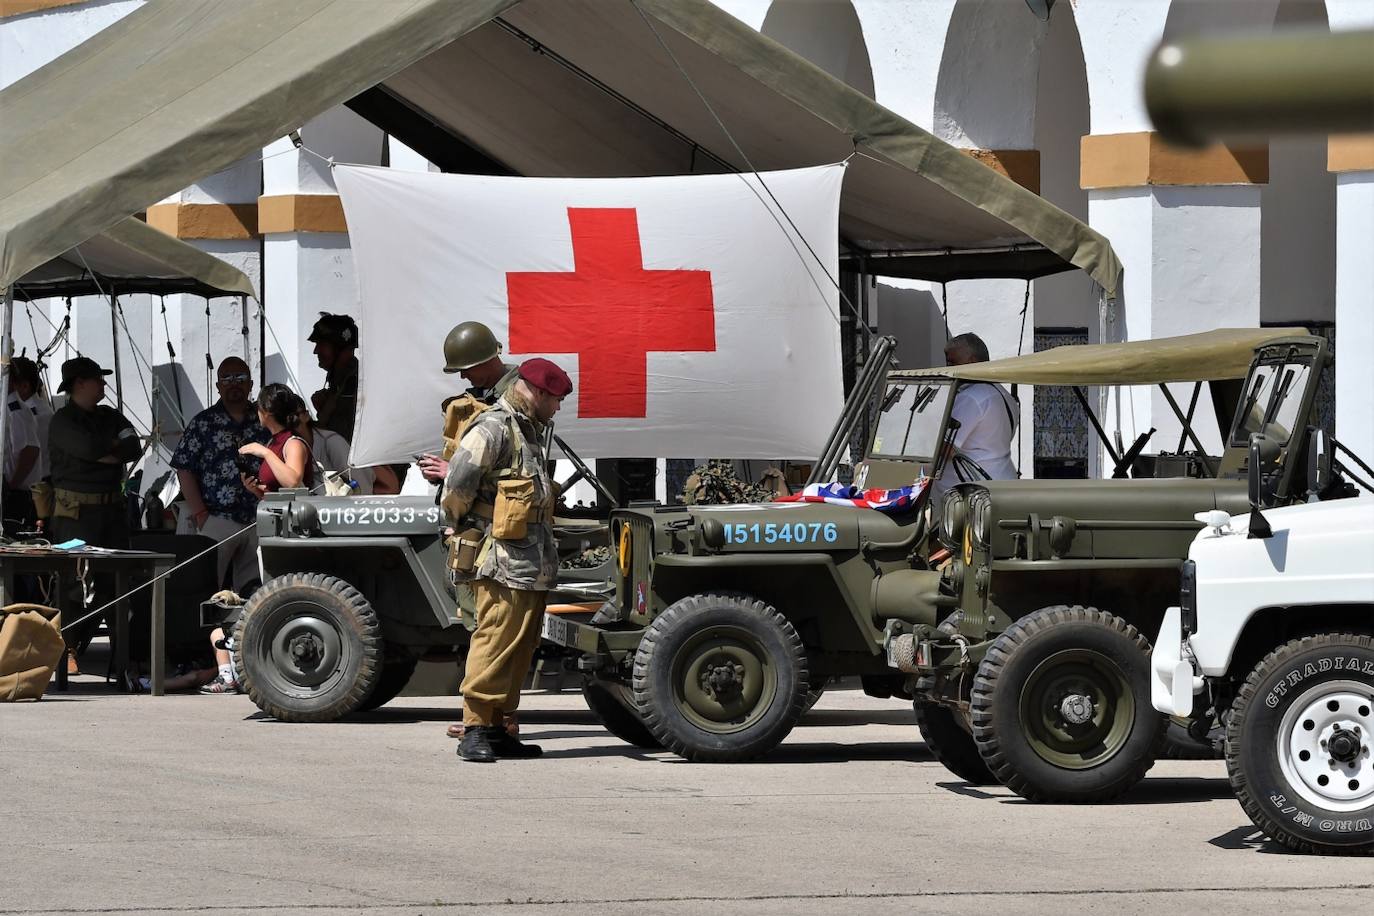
{"left": 970, "top": 606, "right": 1166, "bottom": 802}
{"left": 1227, "top": 633, "right": 1374, "bottom": 855}
{"left": 583, "top": 676, "right": 661, "bottom": 749}
{"left": 915, "top": 700, "right": 997, "bottom": 785}
{"left": 235, "top": 573, "right": 383, "bottom": 722}
{"left": 632, "top": 592, "right": 809, "bottom": 762}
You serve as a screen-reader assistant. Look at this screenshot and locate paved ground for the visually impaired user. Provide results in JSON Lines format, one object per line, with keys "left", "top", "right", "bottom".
{"left": 1, "top": 684, "right": 1369, "bottom": 916}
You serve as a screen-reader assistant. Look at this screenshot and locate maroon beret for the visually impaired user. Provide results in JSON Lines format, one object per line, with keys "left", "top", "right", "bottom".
{"left": 518, "top": 357, "right": 573, "bottom": 397}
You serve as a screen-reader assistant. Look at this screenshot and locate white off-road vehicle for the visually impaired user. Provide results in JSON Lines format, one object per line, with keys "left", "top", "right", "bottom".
{"left": 1153, "top": 432, "right": 1374, "bottom": 855}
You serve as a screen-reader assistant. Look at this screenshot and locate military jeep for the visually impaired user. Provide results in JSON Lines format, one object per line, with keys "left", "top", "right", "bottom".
{"left": 232, "top": 444, "right": 617, "bottom": 723}
{"left": 542, "top": 328, "right": 1330, "bottom": 800}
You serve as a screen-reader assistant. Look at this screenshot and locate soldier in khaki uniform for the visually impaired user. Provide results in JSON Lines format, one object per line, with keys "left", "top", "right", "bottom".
{"left": 46, "top": 357, "right": 143, "bottom": 649}
{"left": 417, "top": 321, "right": 522, "bottom": 742}
{"left": 442, "top": 357, "right": 571, "bottom": 762}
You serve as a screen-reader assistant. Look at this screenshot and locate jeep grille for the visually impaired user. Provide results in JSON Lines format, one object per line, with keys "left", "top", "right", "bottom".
{"left": 621, "top": 514, "right": 655, "bottom": 616}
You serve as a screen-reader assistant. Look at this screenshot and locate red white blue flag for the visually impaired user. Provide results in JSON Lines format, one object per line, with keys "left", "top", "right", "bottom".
{"left": 775, "top": 480, "right": 928, "bottom": 514}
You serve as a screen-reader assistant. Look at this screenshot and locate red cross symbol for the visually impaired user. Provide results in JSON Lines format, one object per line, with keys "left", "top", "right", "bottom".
{"left": 507, "top": 207, "right": 716, "bottom": 418}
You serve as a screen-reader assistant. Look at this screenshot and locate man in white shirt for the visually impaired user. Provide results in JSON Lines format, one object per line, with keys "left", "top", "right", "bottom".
{"left": 932, "top": 333, "right": 1019, "bottom": 509}
{"left": 3, "top": 367, "right": 41, "bottom": 532}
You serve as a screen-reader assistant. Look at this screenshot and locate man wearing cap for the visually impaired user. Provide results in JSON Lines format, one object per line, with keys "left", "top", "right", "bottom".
{"left": 47, "top": 357, "right": 143, "bottom": 649}
{"left": 442, "top": 357, "right": 571, "bottom": 762}
{"left": 4, "top": 357, "right": 49, "bottom": 532}
{"left": 308, "top": 312, "right": 360, "bottom": 441}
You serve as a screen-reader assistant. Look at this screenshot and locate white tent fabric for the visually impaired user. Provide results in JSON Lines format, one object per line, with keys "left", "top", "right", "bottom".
{"left": 337, "top": 164, "right": 845, "bottom": 463}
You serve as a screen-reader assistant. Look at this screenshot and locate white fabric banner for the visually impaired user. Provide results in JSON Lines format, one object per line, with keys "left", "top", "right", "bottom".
{"left": 336, "top": 164, "right": 845, "bottom": 465}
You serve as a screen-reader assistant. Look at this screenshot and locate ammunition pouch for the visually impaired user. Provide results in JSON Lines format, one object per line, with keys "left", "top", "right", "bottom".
{"left": 492, "top": 478, "right": 536, "bottom": 540}
{"left": 447, "top": 526, "right": 486, "bottom": 575}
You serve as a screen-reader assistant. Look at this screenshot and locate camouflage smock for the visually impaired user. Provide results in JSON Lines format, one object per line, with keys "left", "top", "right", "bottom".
{"left": 441, "top": 391, "right": 557, "bottom": 591}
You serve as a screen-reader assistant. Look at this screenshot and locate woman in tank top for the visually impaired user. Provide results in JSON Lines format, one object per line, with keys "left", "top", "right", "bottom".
{"left": 238, "top": 383, "right": 314, "bottom": 497}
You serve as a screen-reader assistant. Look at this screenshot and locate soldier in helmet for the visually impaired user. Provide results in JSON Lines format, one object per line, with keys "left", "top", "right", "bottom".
{"left": 307, "top": 313, "right": 360, "bottom": 441}
{"left": 416, "top": 321, "right": 519, "bottom": 485}
{"left": 419, "top": 322, "right": 520, "bottom": 742}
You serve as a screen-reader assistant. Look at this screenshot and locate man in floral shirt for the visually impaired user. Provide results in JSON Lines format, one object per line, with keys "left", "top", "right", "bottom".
{"left": 171, "top": 357, "right": 268, "bottom": 594}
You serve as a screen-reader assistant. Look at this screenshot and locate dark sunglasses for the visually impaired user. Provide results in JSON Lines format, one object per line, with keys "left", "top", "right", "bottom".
{"left": 217, "top": 373, "right": 252, "bottom": 384}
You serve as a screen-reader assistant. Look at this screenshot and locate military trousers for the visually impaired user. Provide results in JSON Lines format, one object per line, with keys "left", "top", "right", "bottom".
{"left": 50, "top": 504, "right": 130, "bottom": 650}
{"left": 460, "top": 579, "right": 547, "bottom": 727}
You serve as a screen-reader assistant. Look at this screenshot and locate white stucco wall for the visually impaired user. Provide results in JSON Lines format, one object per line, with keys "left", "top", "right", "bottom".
{"left": 0, "top": 0, "right": 141, "bottom": 86}
{"left": 1334, "top": 174, "right": 1374, "bottom": 463}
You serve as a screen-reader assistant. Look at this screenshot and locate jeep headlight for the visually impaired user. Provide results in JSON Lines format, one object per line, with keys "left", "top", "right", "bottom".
{"left": 941, "top": 490, "right": 967, "bottom": 550}
{"left": 969, "top": 490, "right": 992, "bottom": 550}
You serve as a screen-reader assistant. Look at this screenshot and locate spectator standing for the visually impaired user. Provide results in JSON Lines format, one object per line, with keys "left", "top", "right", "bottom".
{"left": 3, "top": 363, "right": 41, "bottom": 532}
{"left": 46, "top": 357, "right": 142, "bottom": 651}
{"left": 308, "top": 313, "right": 359, "bottom": 441}
{"left": 170, "top": 357, "right": 268, "bottom": 594}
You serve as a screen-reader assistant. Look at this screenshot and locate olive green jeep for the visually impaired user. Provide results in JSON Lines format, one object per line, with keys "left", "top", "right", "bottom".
{"left": 542, "top": 328, "right": 1330, "bottom": 801}
{"left": 230, "top": 440, "right": 616, "bottom": 722}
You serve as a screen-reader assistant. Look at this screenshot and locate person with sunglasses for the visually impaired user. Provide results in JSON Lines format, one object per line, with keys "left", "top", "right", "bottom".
{"left": 170, "top": 357, "right": 269, "bottom": 597}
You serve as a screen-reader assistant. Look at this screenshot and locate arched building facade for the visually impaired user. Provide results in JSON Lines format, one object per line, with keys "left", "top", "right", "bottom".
{"left": 5, "top": 0, "right": 1372, "bottom": 487}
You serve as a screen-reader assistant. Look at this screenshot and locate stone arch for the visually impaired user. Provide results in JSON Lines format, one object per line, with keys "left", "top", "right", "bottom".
{"left": 933, "top": 0, "right": 1047, "bottom": 149}
{"left": 759, "top": 0, "right": 874, "bottom": 97}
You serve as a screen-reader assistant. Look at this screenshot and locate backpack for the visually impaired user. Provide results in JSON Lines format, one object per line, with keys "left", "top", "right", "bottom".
{"left": 440, "top": 393, "right": 493, "bottom": 461}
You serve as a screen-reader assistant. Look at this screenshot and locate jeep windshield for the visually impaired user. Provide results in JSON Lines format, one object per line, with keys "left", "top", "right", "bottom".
{"left": 1229, "top": 349, "right": 1316, "bottom": 447}
{"left": 870, "top": 381, "right": 953, "bottom": 461}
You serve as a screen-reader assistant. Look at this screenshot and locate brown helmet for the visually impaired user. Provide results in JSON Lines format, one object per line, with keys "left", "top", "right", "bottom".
{"left": 443, "top": 321, "right": 502, "bottom": 373}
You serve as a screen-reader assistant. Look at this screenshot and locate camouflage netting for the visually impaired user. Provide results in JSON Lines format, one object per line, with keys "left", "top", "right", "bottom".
{"left": 681, "top": 460, "right": 776, "bottom": 505}
{"left": 561, "top": 546, "right": 612, "bottom": 569}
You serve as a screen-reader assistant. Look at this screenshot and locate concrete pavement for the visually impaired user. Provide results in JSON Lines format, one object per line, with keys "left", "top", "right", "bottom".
{"left": 1, "top": 687, "right": 1368, "bottom": 915}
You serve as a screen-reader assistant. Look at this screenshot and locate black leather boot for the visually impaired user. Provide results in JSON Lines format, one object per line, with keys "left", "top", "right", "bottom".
{"left": 458, "top": 725, "right": 496, "bottom": 762}
{"left": 487, "top": 726, "right": 542, "bottom": 758}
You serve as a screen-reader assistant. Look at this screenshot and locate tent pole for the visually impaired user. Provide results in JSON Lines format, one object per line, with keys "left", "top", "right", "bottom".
{"left": 110, "top": 293, "right": 125, "bottom": 413}
{"left": 0, "top": 286, "right": 13, "bottom": 526}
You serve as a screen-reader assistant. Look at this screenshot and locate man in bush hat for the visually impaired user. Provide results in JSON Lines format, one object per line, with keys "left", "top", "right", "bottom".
{"left": 308, "top": 312, "right": 360, "bottom": 441}
{"left": 441, "top": 357, "right": 571, "bottom": 762}
{"left": 47, "top": 357, "right": 143, "bottom": 652}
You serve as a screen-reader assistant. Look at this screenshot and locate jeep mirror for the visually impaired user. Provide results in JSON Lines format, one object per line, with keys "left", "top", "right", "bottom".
{"left": 1247, "top": 434, "right": 1274, "bottom": 539}
{"left": 1306, "top": 427, "right": 1331, "bottom": 499}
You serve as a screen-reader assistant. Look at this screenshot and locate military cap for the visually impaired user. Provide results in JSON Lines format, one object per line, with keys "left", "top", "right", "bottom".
{"left": 56, "top": 356, "right": 112, "bottom": 393}
{"left": 518, "top": 358, "right": 573, "bottom": 397}
{"left": 308, "top": 312, "right": 359, "bottom": 348}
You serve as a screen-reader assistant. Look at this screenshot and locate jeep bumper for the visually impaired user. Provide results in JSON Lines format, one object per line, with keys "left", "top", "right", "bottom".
{"left": 1151, "top": 607, "right": 1202, "bottom": 716}
{"left": 540, "top": 615, "right": 643, "bottom": 669}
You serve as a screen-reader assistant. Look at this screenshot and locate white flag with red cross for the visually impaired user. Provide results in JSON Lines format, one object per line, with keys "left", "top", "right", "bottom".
{"left": 335, "top": 164, "right": 845, "bottom": 465}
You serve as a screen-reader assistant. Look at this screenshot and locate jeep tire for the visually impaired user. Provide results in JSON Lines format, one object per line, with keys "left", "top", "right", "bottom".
{"left": 970, "top": 605, "right": 1166, "bottom": 802}
{"left": 632, "top": 592, "right": 809, "bottom": 762}
{"left": 358, "top": 657, "right": 418, "bottom": 712}
{"left": 915, "top": 700, "right": 997, "bottom": 785}
{"left": 235, "top": 573, "right": 383, "bottom": 722}
{"left": 583, "top": 676, "right": 661, "bottom": 749}
{"left": 1227, "top": 633, "right": 1374, "bottom": 855}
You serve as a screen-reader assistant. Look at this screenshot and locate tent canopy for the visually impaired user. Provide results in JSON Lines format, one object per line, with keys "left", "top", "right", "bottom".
{"left": 0, "top": 0, "right": 1122, "bottom": 296}
{"left": 892, "top": 328, "right": 1313, "bottom": 386}
{"left": 9, "top": 217, "right": 256, "bottom": 302}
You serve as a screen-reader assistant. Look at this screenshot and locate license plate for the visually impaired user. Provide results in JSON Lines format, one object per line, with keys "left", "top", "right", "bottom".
{"left": 542, "top": 614, "right": 573, "bottom": 645}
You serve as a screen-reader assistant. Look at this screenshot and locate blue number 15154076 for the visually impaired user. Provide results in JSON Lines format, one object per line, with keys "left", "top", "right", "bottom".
{"left": 723, "top": 521, "right": 839, "bottom": 545}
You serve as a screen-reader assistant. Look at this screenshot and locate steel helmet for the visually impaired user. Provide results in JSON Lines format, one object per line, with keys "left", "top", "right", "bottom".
{"left": 443, "top": 321, "right": 502, "bottom": 372}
